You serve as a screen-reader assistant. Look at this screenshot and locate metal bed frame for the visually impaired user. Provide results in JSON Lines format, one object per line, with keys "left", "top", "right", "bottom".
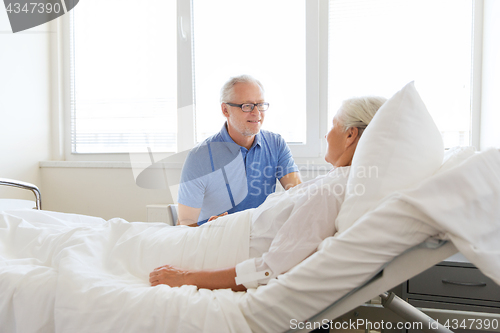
{"left": 0, "top": 178, "right": 42, "bottom": 210}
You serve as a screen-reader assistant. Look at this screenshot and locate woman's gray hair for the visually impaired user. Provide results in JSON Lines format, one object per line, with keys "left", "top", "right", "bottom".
{"left": 220, "top": 75, "right": 265, "bottom": 103}
{"left": 337, "top": 96, "right": 387, "bottom": 136}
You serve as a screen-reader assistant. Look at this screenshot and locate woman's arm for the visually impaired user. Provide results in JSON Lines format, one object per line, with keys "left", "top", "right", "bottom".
{"left": 149, "top": 265, "right": 246, "bottom": 292}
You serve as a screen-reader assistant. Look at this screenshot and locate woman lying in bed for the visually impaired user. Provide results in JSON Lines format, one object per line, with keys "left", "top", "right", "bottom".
{"left": 149, "top": 96, "right": 387, "bottom": 291}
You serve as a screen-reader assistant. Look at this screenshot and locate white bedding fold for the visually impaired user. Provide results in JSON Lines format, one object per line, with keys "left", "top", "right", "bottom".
{"left": 400, "top": 148, "right": 500, "bottom": 285}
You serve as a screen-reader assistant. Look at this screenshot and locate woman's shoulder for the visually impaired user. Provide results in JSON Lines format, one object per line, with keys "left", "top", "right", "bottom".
{"left": 288, "top": 166, "right": 351, "bottom": 195}
{"left": 309, "top": 166, "right": 351, "bottom": 183}
{"left": 311, "top": 166, "right": 351, "bottom": 190}
{"left": 327, "top": 166, "right": 351, "bottom": 179}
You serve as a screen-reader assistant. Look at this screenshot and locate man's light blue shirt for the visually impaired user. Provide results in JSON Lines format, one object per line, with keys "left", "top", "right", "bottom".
{"left": 178, "top": 123, "right": 299, "bottom": 224}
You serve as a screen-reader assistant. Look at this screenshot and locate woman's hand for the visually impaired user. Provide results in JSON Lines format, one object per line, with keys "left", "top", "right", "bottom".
{"left": 149, "top": 265, "right": 192, "bottom": 287}
{"left": 150, "top": 265, "right": 245, "bottom": 291}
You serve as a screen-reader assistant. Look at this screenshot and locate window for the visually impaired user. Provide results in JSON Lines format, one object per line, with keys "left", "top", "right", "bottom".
{"left": 66, "top": 0, "right": 320, "bottom": 159}
{"left": 64, "top": 0, "right": 479, "bottom": 160}
{"left": 192, "top": 0, "right": 306, "bottom": 144}
{"left": 328, "top": 0, "right": 474, "bottom": 148}
{"left": 69, "top": 0, "right": 177, "bottom": 154}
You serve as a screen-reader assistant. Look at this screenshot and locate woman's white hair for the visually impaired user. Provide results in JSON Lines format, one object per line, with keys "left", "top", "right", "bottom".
{"left": 220, "top": 75, "right": 265, "bottom": 103}
{"left": 337, "top": 96, "right": 387, "bottom": 136}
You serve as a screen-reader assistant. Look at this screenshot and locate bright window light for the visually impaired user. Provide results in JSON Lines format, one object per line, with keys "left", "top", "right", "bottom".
{"left": 329, "top": 0, "right": 473, "bottom": 148}
{"left": 70, "top": 0, "right": 177, "bottom": 153}
{"left": 192, "top": 0, "right": 306, "bottom": 144}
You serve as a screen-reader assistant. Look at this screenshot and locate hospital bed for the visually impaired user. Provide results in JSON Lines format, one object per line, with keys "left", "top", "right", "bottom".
{"left": 1, "top": 82, "right": 499, "bottom": 332}
{"left": 1, "top": 178, "right": 498, "bottom": 333}
{"left": 0, "top": 181, "right": 453, "bottom": 333}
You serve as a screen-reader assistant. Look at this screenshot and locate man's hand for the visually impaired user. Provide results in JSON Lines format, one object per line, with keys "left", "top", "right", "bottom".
{"left": 208, "top": 212, "right": 228, "bottom": 222}
{"left": 279, "top": 171, "right": 302, "bottom": 190}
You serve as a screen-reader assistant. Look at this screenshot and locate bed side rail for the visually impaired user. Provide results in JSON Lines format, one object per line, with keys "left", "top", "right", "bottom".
{"left": 287, "top": 242, "right": 458, "bottom": 333}
{"left": 0, "top": 178, "right": 42, "bottom": 210}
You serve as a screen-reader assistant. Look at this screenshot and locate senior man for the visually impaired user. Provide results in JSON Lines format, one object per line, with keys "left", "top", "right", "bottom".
{"left": 177, "top": 75, "right": 302, "bottom": 226}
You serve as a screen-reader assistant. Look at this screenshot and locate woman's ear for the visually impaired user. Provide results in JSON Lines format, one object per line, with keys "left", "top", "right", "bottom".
{"left": 345, "top": 127, "right": 359, "bottom": 147}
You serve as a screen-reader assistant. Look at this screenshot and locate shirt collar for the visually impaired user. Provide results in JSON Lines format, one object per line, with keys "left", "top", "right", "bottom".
{"left": 221, "top": 122, "right": 262, "bottom": 150}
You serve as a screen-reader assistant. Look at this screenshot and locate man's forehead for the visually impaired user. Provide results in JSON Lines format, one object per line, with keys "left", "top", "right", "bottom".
{"left": 232, "top": 82, "right": 264, "bottom": 100}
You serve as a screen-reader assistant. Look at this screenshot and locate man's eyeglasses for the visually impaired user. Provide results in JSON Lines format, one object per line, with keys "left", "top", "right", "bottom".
{"left": 225, "top": 102, "right": 269, "bottom": 112}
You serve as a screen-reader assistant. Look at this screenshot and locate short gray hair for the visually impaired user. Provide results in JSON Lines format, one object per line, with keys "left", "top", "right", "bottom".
{"left": 337, "top": 96, "right": 387, "bottom": 136}
{"left": 220, "top": 75, "right": 265, "bottom": 103}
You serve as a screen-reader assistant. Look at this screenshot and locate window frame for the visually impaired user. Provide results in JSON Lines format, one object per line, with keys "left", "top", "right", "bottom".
{"left": 55, "top": 0, "right": 482, "bottom": 162}
{"left": 471, "top": 0, "right": 483, "bottom": 150}
{"left": 179, "top": 0, "right": 325, "bottom": 158}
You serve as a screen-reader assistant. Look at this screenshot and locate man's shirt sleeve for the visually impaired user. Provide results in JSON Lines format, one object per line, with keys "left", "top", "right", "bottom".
{"left": 275, "top": 134, "right": 299, "bottom": 180}
{"left": 177, "top": 150, "right": 207, "bottom": 208}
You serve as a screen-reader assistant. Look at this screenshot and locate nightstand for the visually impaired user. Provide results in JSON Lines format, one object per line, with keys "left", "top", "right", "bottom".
{"left": 402, "top": 253, "right": 500, "bottom": 332}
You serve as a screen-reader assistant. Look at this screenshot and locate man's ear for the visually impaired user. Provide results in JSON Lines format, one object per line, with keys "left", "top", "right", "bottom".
{"left": 345, "top": 127, "right": 359, "bottom": 148}
{"left": 221, "top": 103, "right": 229, "bottom": 117}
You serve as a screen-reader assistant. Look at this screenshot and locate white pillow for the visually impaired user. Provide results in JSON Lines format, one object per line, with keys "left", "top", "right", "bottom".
{"left": 335, "top": 81, "right": 444, "bottom": 234}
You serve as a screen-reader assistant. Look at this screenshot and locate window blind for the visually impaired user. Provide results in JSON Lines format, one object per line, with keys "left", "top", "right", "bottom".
{"left": 70, "top": 0, "right": 177, "bottom": 154}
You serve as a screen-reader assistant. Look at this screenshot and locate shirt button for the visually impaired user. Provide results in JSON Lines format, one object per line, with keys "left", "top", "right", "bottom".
{"left": 265, "top": 272, "right": 269, "bottom": 276}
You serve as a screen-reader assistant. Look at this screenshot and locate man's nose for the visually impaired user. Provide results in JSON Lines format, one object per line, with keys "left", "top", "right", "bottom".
{"left": 250, "top": 105, "right": 261, "bottom": 114}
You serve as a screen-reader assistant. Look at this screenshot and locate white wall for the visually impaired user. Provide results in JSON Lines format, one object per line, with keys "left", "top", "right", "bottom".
{"left": 41, "top": 165, "right": 174, "bottom": 221}
{"left": 0, "top": 9, "right": 51, "bottom": 200}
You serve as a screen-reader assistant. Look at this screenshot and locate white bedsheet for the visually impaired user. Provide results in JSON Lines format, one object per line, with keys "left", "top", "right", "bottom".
{"left": 0, "top": 209, "right": 252, "bottom": 333}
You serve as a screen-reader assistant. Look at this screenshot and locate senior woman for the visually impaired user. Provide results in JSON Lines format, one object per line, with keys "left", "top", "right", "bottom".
{"left": 149, "top": 96, "right": 387, "bottom": 291}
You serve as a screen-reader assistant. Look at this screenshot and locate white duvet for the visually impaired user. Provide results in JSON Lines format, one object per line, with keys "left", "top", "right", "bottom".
{"left": 1, "top": 150, "right": 499, "bottom": 333}
{"left": 0, "top": 209, "right": 252, "bottom": 333}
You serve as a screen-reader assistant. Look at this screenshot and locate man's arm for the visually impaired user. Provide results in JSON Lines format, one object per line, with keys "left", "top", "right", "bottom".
{"left": 177, "top": 203, "right": 201, "bottom": 226}
{"left": 150, "top": 265, "right": 246, "bottom": 292}
{"left": 279, "top": 171, "right": 302, "bottom": 190}
{"left": 275, "top": 134, "right": 302, "bottom": 190}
